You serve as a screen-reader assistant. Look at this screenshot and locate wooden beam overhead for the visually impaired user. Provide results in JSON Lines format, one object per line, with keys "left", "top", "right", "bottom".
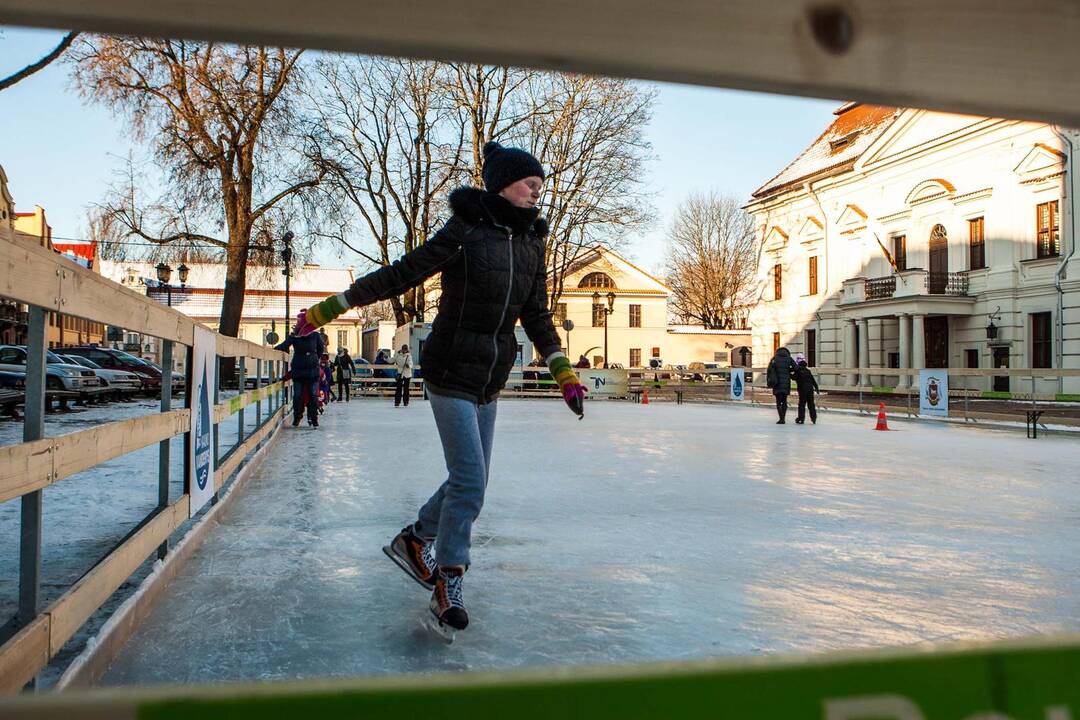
{"left": 0, "top": 0, "right": 1077, "bottom": 124}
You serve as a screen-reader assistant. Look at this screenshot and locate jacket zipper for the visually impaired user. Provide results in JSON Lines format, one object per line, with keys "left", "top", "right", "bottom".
{"left": 484, "top": 223, "right": 514, "bottom": 396}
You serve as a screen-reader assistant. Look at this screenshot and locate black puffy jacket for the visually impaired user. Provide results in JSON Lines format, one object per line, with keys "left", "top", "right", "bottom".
{"left": 343, "top": 186, "right": 561, "bottom": 403}
{"left": 275, "top": 332, "right": 325, "bottom": 381}
{"left": 766, "top": 348, "right": 797, "bottom": 396}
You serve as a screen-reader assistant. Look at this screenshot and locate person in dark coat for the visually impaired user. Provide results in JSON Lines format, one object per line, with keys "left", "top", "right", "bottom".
{"left": 292, "top": 142, "right": 586, "bottom": 638}
{"left": 575, "top": 355, "right": 591, "bottom": 369}
{"left": 335, "top": 348, "right": 356, "bottom": 402}
{"left": 766, "top": 346, "right": 797, "bottom": 424}
{"left": 793, "top": 354, "right": 820, "bottom": 424}
{"left": 275, "top": 328, "right": 324, "bottom": 427}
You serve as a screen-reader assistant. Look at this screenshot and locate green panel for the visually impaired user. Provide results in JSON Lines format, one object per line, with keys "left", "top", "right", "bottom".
{"left": 1054, "top": 393, "right": 1080, "bottom": 402}
{"left": 134, "top": 638, "right": 1080, "bottom": 720}
{"left": 872, "top": 386, "right": 895, "bottom": 394}
{"left": 981, "top": 391, "right": 1013, "bottom": 400}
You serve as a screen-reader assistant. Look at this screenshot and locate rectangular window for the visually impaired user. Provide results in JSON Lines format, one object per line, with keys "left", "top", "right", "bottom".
{"left": 965, "top": 348, "right": 979, "bottom": 368}
{"left": 651, "top": 347, "right": 661, "bottom": 358}
{"left": 1036, "top": 201, "right": 1060, "bottom": 258}
{"left": 888, "top": 352, "right": 900, "bottom": 369}
{"left": 805, "top": 329, "right": 816, "bottom": 367}
{"left": 630, "top": 348, "right": 641, "bottom": 367}
{"left": 629, "top": 304, "right": 642, "bottom": 328}
{"left": 773, "top": 264, "right": 783, "bottom": 301}
{"left": 772, "top": 332, "right": 781, "bottom": 354}
{"left": 1032, "top": 312, "right": 1053, "bottom": 368}
{"left": 968, "top": 217, "right": 985, "bottom": 269}
{"left": 808, "top": 257, "right": 818, "bottom": 296}
{"left": 893, "top": 235, "right": 907, "bottom": 271}
{"left": 337, "top": 329, "right": 348, "bottom": 348}
{"left": 554, "top": 303, "right": 567, "bottom": 323}
{"left": 592, "top": 304, "right": 605, "bottom": 327}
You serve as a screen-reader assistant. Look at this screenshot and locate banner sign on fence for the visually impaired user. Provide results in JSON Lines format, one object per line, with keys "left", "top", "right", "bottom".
{"left": 189, "top": 325, "right": 217, "bottom": 516}
{"left": 918, "top": 369, "right": 949, "bottom": 418}
{"left": 580, "top": 369, "right": 629, "bottom": 398}
{"left": 731, "top": 368, "right": 746, "bottom": 401}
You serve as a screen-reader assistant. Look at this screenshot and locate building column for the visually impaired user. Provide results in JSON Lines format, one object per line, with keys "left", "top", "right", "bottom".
{"left": 858, "top": 318, "right": 870, "bottom": 387}
{"left": 898, "top": 313, "right": 912, "bottom": 388}
{"left": 911, "top": 314, "right": 926, "bottom": 380}
{"left": 843, "top": 319, "right": 858, "bottom": 386}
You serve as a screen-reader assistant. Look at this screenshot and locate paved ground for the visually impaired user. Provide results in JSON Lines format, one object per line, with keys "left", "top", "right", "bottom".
{"left": 98, "top": 397, "right": 1080, "bottom": 686}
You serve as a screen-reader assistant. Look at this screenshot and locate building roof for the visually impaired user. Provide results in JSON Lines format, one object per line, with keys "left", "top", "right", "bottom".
{"left": 751, "top": 103, "right": 902, "bottom": 199}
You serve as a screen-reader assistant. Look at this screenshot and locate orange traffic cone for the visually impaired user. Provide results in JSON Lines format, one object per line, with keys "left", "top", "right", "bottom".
{"left": 874, "top": 402, "right": 889, "bottom": 431}
{"left": 642, "top": 387, "right": 650, "bottom": 405}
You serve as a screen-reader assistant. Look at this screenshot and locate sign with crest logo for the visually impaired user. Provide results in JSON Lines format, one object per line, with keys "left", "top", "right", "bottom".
{"left": 918, "top": 369, "right": 949, "bottom": 418}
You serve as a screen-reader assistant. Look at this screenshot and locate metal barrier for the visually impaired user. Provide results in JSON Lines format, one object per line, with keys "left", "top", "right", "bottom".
{"left": 0, "top": 234, "right": 289, "bottom": 692}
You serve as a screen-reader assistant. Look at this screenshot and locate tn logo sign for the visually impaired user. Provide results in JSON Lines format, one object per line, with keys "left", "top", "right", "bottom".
{"left": 825, "top": 696, "right": 1073, "bottom": 720}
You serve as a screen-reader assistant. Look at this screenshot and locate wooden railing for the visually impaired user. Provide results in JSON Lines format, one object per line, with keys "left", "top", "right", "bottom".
{"left": 0, "top": 233, "right": 290, "bottom": 692}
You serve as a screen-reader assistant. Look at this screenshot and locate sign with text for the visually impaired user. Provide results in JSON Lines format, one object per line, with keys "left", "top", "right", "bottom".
{"left": 189, "top": 325, "right": 216, "bottom": 516}
{"left": 918, "top": 369, "right": 949, "bottom": 418}
{"left": 580, "top": 369, "right": 628, "bottom": 398}
{"left": 731, "top": 368, "right": 746, "bottom": 401}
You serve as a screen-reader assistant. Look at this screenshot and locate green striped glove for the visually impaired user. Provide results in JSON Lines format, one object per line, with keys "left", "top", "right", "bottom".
{"left": 548, "top": 353, "right": 585, "bottom": 418}
{"left": 297, "top": 293, "right": 350, "bottom": 335}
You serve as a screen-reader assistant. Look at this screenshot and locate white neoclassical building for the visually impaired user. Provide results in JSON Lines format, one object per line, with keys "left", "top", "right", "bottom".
{"left": 746, "top": 104, "right": 1080, "bottom": 395}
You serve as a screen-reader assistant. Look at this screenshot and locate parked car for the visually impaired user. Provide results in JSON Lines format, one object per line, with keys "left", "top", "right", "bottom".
{"left": 57, "top": 346, "right": 162, "bottom": 395}
{"left": 59, "top": 354, "right": 142, "bottom": 399}
{"left": 0, "top": 345, "right": 105, "bottom": 399}
{"left": 686, "top": 361, "right": 723, "bottom": 382}
{"left": 142, "top": 360, "right": 185, "bottom": 391}
{"left": 0, "top": 370, "right": 24, "bottom": 418}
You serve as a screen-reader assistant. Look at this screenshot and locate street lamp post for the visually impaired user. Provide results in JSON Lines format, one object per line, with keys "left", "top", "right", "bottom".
{"left": 154, "top": 262, "right": 190, "bottom": 307}
{"left": 281, "top": 231, "right": 294, "bottom": 332}
{"left": 592, "top": 290, "right": 617, "bottom": 369}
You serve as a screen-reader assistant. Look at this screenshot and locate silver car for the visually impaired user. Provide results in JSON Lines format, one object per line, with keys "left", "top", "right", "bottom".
{"left": 60, "top": 354, "right": 142, "bottom": 399}
{"left": 0, "top": 345, "right": 104, "bottom": 397}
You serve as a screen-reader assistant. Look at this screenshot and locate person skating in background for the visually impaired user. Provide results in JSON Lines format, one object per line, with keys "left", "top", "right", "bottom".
{"left": 291, "top": 141, "right": 585, "bottom": 641}
{"left": 793, "top": 354, "right": 820, "bottom": 425}
{"left": 766, "top": 346, "right": 797, "bottom": 425}
{"left": 318, "top": 353, "right": 335, "bottom": 409}
{"left": 274, "top": 326, "right": 324, "bottom": 427}
{"left": 575, "top": 354, "right": 591, "bottom": 369}
{"left": 393, "top": 344, "right": 414, "bottom": 407}
{"left": 335, "top": 347, "right": 356, "bottom": 403}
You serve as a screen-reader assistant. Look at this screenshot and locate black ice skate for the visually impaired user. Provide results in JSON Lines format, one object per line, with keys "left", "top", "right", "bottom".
{"left": 383, "top": 525, "right": 436, "bottom": 590}
{"left": 425, "top": 566, "right": 467, "bottom": 643}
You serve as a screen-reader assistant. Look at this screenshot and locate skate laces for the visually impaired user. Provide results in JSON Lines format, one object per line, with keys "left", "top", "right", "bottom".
{"left": 421, "top": 541, "right": 436, "bottom": 574}
{"left": 441, "top": 571, "right": 465, "bottom": 609}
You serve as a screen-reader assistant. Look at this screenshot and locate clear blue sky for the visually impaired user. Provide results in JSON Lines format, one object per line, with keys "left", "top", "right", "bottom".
{"left": 0, "top": 26, "right": 838, "bottom": 275}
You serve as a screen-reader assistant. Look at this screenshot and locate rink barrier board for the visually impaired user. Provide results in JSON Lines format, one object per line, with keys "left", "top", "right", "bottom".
{"left": 0, "top": 233, "right": 291, "bottom": 692}
{"left": 0, "top": 634, "right": 1077, "bottom": 718}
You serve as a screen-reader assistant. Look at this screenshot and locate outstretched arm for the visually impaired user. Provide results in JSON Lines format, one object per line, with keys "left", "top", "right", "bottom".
{"left": 520, "top": 260, "right": 584, "bottom": 419}
{"left": 299, "top": 217, "right": 466, "bottom": 333}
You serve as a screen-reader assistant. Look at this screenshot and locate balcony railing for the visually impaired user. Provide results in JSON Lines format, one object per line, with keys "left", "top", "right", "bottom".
{"left": 926, "top": 271, "right": 969, "bottom": 296}
{"left": 865, "top": 275, "right": 897, "bottom": 300}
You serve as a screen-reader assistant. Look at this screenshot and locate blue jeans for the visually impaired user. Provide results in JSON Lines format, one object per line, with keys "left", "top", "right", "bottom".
{"left": 292, "top": 378, "right": 319, "bottom": 423}
{"left": 414, "top": 390, "right": 497, "bottom": 567}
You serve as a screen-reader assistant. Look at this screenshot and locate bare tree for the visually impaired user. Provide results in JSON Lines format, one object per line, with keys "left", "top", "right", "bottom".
{"left": 0, "top": 31, "right": 79, "bottom": 92}
{"left": 309, "top": 55, "right": 463, "bottom": 325}
{"left": 521, "top": 74, "right": 655, "bottom": 307}
{"left": 665, "top": 192, "right": 756, "bottom": 329}
{"left": 70, "top": 37, "right": 325, "bottom": 345}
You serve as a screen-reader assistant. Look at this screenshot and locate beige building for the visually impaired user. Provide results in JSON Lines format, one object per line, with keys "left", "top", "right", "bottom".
{"left": 746, "top": 104, "right": 1080, "bottom": 395}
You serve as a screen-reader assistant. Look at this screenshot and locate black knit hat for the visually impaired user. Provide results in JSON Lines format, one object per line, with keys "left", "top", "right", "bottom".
{"left": 481, "top": 141, "right": 545, "bottom": 193}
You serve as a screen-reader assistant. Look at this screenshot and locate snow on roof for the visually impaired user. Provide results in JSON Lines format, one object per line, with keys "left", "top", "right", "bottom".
{"left": 751, "top": 103, "right": 902, "bottom": 199}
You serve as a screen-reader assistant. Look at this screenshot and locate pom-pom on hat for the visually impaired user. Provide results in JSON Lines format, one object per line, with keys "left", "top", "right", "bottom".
{"left": 481, "top": 141, "right": 545, "bottom": 193}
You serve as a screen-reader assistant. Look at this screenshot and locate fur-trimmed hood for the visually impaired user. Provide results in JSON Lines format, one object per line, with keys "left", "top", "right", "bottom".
{"left": 448, "top": 185, "right": 549, "bottom": 239}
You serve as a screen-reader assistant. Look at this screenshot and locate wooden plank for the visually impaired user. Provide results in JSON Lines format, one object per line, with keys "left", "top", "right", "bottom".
{"left": 213, "top": 382, "right": 284, "bottom": 424}
{"left": 51, "top": 409, "right": 190, "bottom": 485}
{"left": 216, "top": 335, "right": 286, "bottom": 362}
{"left": 0, "top": 235, "right": 61, "bottom": 311}
{"left": 0, "top": 615, "right": 49, "bottom": 693}
{"left": 214, "top": 408, "right": 282, "bottom": 490}
{"left": 0, "top": 438, "right": 53, "bottom": 504}
{"left": 1, "top": 0, "right": 1079, "bottom": 125}
{"left": 46, "top": 495, "right": 190, "bottom": 657}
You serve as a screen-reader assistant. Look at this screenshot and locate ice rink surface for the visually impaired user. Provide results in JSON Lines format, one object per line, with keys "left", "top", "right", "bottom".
{"left": 99, "top": 398, "right": 1080, "bottom": 685}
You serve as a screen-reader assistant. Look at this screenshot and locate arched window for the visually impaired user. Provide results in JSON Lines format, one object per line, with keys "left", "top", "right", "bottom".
{"left": 578, "top": 272, "right": 616, "bottom": 289}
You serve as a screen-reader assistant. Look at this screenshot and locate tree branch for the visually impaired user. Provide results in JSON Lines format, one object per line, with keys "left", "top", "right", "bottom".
{"left": 0, "top": 31, "right": 79, "bottom": 92}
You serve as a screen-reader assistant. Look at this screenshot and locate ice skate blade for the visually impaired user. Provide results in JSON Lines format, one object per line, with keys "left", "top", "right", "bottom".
{"left": 382, "top": 545, "right": 435, "bottom": 590}
{"left": 421, "top": 614, "right": 456, "bottom": 644}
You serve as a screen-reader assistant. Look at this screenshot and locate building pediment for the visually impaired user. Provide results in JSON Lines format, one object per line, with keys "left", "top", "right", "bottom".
{"left": 861, "top": 109, "right": 995, "bottom": 168}
{"left": 905, "top": 178, "right": 956, "bottom": 206}
{"left": 797, "top": 215, "right": 824, "bottom": 239}
{"left": 1013, "top": 143, "right": 1066, "bottom": 184}
{"left": 836, "top": 204, "right": 867, "bottom": 230}
{"left": 764, "top": 226, "right": 789, "bottom": 251}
